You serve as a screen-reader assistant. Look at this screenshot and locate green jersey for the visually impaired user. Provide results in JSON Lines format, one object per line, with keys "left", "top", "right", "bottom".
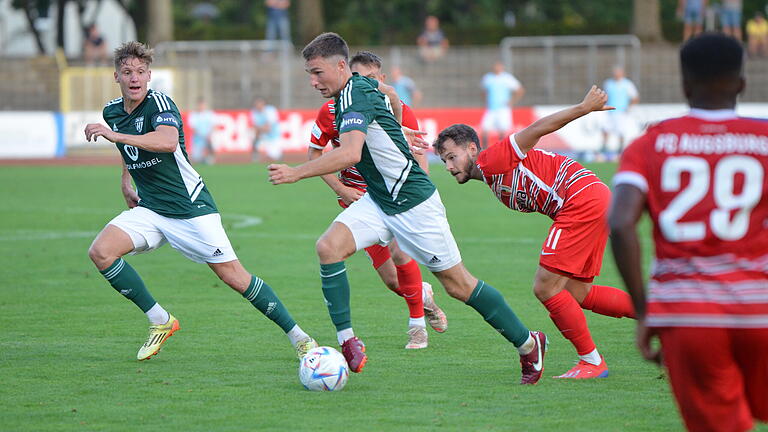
{"left": 334, "top": 73, "right": 435, "bottom": 215}
{"left": 103, "top": 89, "right": 217, "bottom": 219}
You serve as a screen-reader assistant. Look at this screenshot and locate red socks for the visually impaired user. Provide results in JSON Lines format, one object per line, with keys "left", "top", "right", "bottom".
{"left": 394, "top": 260, "right": 425, "bottom": 319}
{"left": 542, "top": 290, "right": 596, "bottom": 356}
{"left": 581, "top": 285, "right": 636, "bottom": 319}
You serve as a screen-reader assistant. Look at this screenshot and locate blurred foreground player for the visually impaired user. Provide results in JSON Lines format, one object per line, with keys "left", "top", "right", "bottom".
{"left": 308, "top": 50, "right": 448, "bottom": 349}
{"left": 610, "top": 33, "right": 768, "bottom": 432}
{"left": 84, "top": 41, "right": 317, "bottom": 361}
{"left": 434, "top": 86, "right": 635, "bottom": 379}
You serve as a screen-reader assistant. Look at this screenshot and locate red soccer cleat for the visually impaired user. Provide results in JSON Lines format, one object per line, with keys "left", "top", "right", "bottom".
{"left": 519, "top": 331, "right": 548, "bottom": 385}
{"left": 341, "top": 336, "right": 368, "bottom": 373}
{"left": 554, "top": 355, "right": 609, "bottom": 379}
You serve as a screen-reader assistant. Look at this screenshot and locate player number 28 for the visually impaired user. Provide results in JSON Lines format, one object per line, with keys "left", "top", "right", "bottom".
{"left": 659, "top": 155, "right": 763, "bottom": 242}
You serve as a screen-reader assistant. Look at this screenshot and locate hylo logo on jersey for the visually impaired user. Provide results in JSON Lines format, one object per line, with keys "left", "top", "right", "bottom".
{"left": 340, "top": 112, "right": 365, "bottom": 130}
{"left": 123, "top": 145, "right": 140, "bottom": 161}
{"left": 156, "top": 114, "right": 178, "bottom": 126}
{"left": 134, "top": 116, "right": 144, "bottom": 132}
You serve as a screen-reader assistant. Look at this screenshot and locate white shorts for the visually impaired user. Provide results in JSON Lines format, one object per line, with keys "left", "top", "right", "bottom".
{"left": 601, "top": 111, "right": 631, "bottom": 136}
{"left": 334, "top": 191, "right": 462, "bottom": 272}
{"left": 107, "top": 206, "right": 238, "bottom": 264}
{"left": 481, "top": 107, "right": 513, "bottom": 133}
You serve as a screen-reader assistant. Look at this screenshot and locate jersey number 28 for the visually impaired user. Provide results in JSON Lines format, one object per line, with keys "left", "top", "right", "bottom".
{"left": 659, "top": 155, "right": 763, "bottom": 242}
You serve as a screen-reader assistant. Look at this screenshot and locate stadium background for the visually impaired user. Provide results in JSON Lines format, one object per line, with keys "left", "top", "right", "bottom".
{"left": 2, "top": 0, "right": 768, "bottom": 160}
{"left": 2, "top": 1, "right": 768, "bottom": 431}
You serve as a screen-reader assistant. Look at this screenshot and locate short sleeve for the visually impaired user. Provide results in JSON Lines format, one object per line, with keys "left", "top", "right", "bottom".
{"left": 309, "top": 103, "right": 336, "bottom": 149}
{"left": 476, "top": 134, "right": 526, "bottom": 175}
{"left": 401, "top": 103, "right": 419, "bottom": 130}
{"left": 506, "top": 74, "right": 521, "bottom": 91}
{"left": 149, "top": 92, "right": 181, "bottom": 131}
{"left": 266, "top": 106, "right": 279, "bottom": 124}
{"left": 337, "top": 78, "right": 377, "bottom": 135}
{"left": 614, "top": 134, "right": 650, "bottom": 193}
{"left": 626, "top": 80, "right": 639, "bottom": 99}
{"left": 151, "top": 111, "right": 181, "bottom": 131}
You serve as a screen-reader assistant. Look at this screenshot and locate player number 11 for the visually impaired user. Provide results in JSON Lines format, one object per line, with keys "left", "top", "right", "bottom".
{"left": 659, "top": 155, "right": 763, "bottom": 242}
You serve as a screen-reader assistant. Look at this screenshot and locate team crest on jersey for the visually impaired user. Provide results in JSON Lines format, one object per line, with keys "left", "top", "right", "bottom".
{"left": 515, "top": 191, "right": 533, "bottom": 212}
{"left": 123, "top": 145, "right": 139, "bottom": 161}
{"left": 134, "top": 116, "right": 144, "bottom": 132}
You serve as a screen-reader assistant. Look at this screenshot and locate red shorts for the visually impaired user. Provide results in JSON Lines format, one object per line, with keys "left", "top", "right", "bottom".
{"left": 337, "top": 193, "right": 391, "bottom": 269}
{"left": 658, "top": 327, "right": 768, "bottom": 432}
{"left": 539, "top": 183, "right": 610, "bottom": 283}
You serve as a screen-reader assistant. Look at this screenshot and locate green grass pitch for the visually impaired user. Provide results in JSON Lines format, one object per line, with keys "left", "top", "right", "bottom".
{"left": 0, "top": 161, "right": 746, "bottom": 431}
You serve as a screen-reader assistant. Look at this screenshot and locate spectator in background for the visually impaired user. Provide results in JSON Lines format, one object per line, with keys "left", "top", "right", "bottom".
{"left": 84, "top": 24, "right": 108, "bottom": 66}
{"left": 188, "top": 98, "right": 216, "bottom": 164}
{"left": 747, "top": 12, "right": 768, "bottom": 57}
{"left": 677, "top": 0, "right": 708, "bottom": 41}
{"left": 600, "top": 65, "right": 639, "bottom": 161}
{"left": 480, "top": 61, "right": 524, "bottom": 148}
{"left": 720, "top": 0, "right": 743, "bottom": 41}
{"left": 390, "top": 66, "right": 422, "bottom": 108}
{"left": 251, "top": 97, "right": 281, "bottom": 162}
{"left": 418, "top": 16, "right": 449, "bottom": 62}
{"left": 265, "top": 0, "right": 290, "bottom": 42}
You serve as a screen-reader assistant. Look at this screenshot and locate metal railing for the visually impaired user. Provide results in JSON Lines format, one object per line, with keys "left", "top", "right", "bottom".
{"left": 500, "top": 35, "right": 642, "bottom": 104}
{"left": 154, "top": 40, "right": 294, "bottom": 110}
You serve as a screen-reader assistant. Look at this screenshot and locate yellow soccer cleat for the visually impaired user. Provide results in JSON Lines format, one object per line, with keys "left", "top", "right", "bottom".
{"left": 295, "top": 337, "right": 319, "bottom": 360}
{"left": 137, "top": 314, "right": 180, "bottom": 361}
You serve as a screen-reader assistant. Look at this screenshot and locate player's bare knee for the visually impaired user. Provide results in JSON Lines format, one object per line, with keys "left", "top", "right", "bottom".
{"left": 532, "top": 283, "right": 555, "bottom": 302}
{"left": 444, "top": 283, "right": 471, "bottom": 302}
{"left": 316, "top": 236, "right": 347, "bottom": 263}
{"left": 389, "top": 248, "right": 410, "bottom": 266}
{"left": 88, "top": 242, "right": 115, "bottom": 269}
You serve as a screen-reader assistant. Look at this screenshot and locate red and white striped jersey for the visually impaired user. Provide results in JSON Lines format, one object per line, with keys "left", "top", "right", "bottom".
{"left": 615, "top": 109, "right": 768, "bottom": 328}
{"left": 309, "top": 98, "right": 419, "bottom": 192}
{"left": 476, "top": 135, "right": 603, "bottom": 219}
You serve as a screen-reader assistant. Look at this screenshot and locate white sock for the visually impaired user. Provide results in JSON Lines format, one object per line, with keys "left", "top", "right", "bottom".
{"left": 409, "top": 317, "right": 426, "bottom": 328}
{"left": 517, "top": 332, "right": 535, "bottom": 355}
{"left": 421, "top": 282, "right": 431, "bottom": 302}
{"left": 337, "top": 328, "right": 355, "bottom": 345}
{"left": 579, "top": 348, "right": 602, "bottom": 366}
{"left": 146, "top": 303, "right": 169, "bottom": 325}
{"left": 286, "top": 325, "right": 309, "bottom": 346}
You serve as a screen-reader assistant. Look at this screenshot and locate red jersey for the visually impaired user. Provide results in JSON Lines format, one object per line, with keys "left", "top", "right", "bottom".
{"left": 309, "top": 98, "right": 419, "bottom": 192}
{"left": 615, "top": 109, "right": 768, "bottom": 328}
{"left": 476, "top": 135, "right": 603, "bottom": 219}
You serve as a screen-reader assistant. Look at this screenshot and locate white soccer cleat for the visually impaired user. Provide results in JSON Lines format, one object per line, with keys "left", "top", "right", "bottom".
{"left": 405, "top": 326, "right": 428, "bottom": 349}
{"left": 422, "top": 282, "right": 448, "bottom": 333}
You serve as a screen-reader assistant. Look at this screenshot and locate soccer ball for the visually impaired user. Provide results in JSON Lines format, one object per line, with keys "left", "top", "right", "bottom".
{"left": 299, "top": 346, "right": 349, "bottom": 391}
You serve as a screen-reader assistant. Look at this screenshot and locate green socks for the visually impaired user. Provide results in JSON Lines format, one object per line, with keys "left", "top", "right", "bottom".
{"left": 466, "top": 280, "right": 530, "bottom": 347}
{"left": 242, "top": 276, "right": 296, "bottom": 333}
{"left": 320, "top": 262, "right": 352, "bottom": 331}
{"left": 100, "top": 258, "right": 156, "bottom": 313}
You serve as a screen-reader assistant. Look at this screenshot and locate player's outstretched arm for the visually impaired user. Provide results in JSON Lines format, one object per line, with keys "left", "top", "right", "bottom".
{"left": 269, "top": 131, "right": 365, "bottom": 185}
{"left": 307, "top": 145, "right": 364, "bottom": 205}
{"left": 514, "top": 85, "right": 613, "bottom": 154}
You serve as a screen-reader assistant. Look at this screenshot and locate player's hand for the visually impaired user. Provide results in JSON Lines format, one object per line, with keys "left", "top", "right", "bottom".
{"left": 636, "top": 319, "right": 662, "bottom": 365}
{"left": 84, "top": 123, "right": 119, "bottom": 143}
{"left": 402, "top": 127, "right": 429, "bottom": 155}
{"left": 268, "top": 164, "right": 300, "bottom": 185}
{"left": 580, "top": 85, "right": 614, "bottom": 113}
{"left": 121, "top": 185, "right": 139, "bottom": 208}
{"left": 338, "top": 186, "right": 365, "bottom": 206}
